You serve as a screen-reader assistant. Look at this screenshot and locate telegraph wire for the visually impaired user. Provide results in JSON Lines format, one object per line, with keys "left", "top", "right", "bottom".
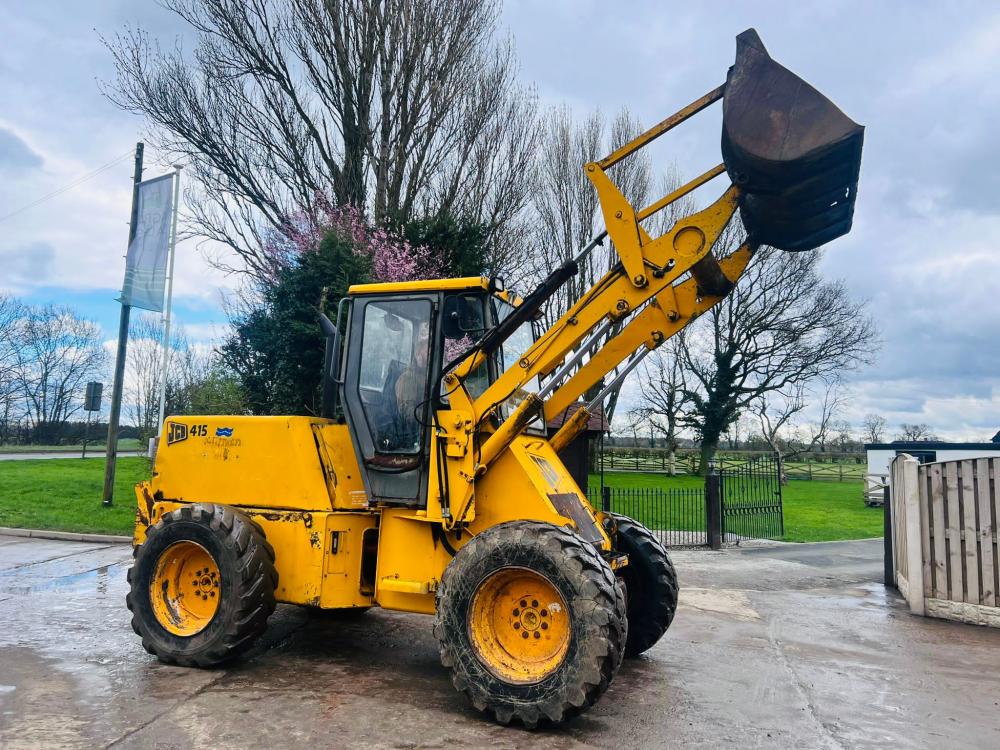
{"left": 0, "top": 149, "right": 136, "bottom": 224}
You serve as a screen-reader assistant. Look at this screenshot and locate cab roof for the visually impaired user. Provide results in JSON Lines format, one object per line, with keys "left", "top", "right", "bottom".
{"left": 348, "top": 276, "right": 491, "bottom": 295}
{"left": 347, "top": 277, "right": 522, "bottom": 306}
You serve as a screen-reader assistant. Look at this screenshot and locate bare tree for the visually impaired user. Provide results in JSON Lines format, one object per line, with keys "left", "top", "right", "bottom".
{"left": 617, "top": 408, "right": 650, "bottom": 449}
{"left": 896, "top": 423, "right": 937, "bottom": 441}
{"left": 530, "top": 106, "right": 651, "bottom": 325}
{"left": 832, "top": 420, "right": 853, "bottom": 452}
{"left": 751, "top": 381, "right": 843, "bottom": 483}
{"left": 751, "top": 389, "right": 803, "bottom": 481}
{"left": 125, "top": 315, "right": 194, "bottom": 441}
{"left": 0, "top": 294, "right": 26, "bottom": 443}
{"left": 679, "top": 236, "right": 878, "bottom": 472}
{"left": 862, "top": 413, "right": 887, "bottom": 444}
{"left": 104, "top": 0, "right": 538, "bottom": 281}
{"left": 527, "top": 106, "right": 654, "bottom": 422}
{"left": 638, "top": 340, "right": 688, "bottom": 475}
{"left": 801, "top": 384, "right": 846, "bottom": 453}
{"left": 125, "top": 315, "right": 164, "bottom": 441}
{"left": 10, "top": 305, "right": 108, "bottom": 443}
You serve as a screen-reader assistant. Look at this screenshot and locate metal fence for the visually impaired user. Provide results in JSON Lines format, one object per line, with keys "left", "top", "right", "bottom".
{"left": 599, "top": 448, "right": 865, "bottom": 482}
{"left": 586, "top": 486, "right": 707, "bottom": 547}
{"left": 720, "top": 454, "right": 784, "bottom": 540}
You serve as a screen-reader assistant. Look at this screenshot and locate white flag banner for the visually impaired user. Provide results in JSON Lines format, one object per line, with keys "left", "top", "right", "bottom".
{"left": 121, "top": 173, "right": 175, "bottom": 312}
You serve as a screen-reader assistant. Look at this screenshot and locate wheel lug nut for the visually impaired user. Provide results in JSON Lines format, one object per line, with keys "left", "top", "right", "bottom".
{"left": 513, "top": 622, "right": 520, "bottom": 629}
{"left": 533, "top": 631, "right": 540, "bottom": 639}
{"left": 521, "top": 631, "right": 529, "bottom": 639}
{"left": 512, "top": 608, "right": 519, "bottom": 616}
{"left": 541, "top": 622, "right": 548, "bottom": 630}
{"left": 531, "top": 600, "right": 538, "bottom": 608}
{"left": 541, "top": 609, "right": 547, "bottom": 617}
{"left": 520, "top": 600, "right": 527, "bottom": 608}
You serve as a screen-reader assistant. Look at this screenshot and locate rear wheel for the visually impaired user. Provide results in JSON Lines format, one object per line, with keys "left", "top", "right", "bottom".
{"left": 127, "top": 503, "right": 278, "bottom": 667}
{"left": 611, "top": 513, "right": 678, "bottom": 657}
{"left": 434, "top": 521, "right": 626, "bottom": 727}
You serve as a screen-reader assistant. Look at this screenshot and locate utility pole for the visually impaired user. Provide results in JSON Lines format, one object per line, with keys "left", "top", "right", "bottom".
{"left": 102, "top": 142, "right": 144, "bottom": 507}
{"left": 156, "top": 165, "right": 182, "bottom": 432}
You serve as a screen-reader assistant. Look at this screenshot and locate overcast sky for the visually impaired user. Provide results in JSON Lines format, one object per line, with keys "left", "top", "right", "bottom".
{"left": 1, "top": 1, "right": 998, "bottom": 440}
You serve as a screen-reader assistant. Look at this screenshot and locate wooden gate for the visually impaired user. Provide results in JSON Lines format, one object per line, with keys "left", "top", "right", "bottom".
{"left": 890, "top": 455, "right": 1000, "bottom": 626}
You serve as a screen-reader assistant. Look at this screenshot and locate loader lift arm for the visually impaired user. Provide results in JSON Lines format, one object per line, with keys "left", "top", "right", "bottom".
{"left": 446, "top": 110, "right": 752, "bottom": 473}
{"left": 438, "top": 28, "right": 863, "bottom": 528}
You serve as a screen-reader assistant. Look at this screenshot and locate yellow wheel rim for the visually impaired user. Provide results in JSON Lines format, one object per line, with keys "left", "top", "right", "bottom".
{"left": 469, "top": 567, "right": 570, "bottom": 684}
{"left": 149, "top": 541, "right": 221, "bottom": 637}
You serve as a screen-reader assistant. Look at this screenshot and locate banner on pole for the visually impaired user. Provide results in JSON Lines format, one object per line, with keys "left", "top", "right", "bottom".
{"left": 120, "top": 173, "right": 175, "bottom": 312}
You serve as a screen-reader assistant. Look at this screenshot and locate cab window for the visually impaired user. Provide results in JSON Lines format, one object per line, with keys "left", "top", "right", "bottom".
{"left": 492, "top": 297, "right": 542, "bottom": 424}
{"left": 442, "top": 293, "right": 489, "bottom": 400}
{"left": 357, "top": 299, "right": 432, "bottom": 454}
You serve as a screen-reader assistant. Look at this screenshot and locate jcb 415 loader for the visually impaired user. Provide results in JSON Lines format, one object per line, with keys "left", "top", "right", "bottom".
{"left": 128, "top": 30, "right": 863, "bottom": 726}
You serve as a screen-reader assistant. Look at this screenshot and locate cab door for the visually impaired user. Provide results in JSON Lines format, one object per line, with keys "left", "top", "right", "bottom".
{"left": 341, "top": 295, "right": 436, "bottom": 504}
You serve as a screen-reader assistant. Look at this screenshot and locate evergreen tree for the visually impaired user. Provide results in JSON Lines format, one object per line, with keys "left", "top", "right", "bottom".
{"left": 222, "top": 210, "right": 488, "bottom": 415}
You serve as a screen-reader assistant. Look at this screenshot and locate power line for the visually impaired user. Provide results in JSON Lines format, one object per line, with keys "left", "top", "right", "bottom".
{"left": 0, "top": 149, "right": 136, "bottom": 224}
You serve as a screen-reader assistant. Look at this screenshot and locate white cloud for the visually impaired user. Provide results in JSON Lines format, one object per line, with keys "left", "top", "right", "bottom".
{"left": 2, "top": 0, "right": 999, "bottom": 439}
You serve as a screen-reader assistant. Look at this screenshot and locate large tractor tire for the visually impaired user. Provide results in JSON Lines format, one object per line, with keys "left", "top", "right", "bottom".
{"left": 434, "top": 521, "right": 626, "bottom": 727}
{"left": 127, "top": 503, "right": 278, "bottom": 667}
{"left": 610, "top": 513, "right": 679, "bottom": 657}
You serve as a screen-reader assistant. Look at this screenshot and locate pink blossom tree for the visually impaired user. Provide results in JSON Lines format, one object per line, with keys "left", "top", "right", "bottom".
{"left": 261, "top": 198, "right": 442, "bottom": 284}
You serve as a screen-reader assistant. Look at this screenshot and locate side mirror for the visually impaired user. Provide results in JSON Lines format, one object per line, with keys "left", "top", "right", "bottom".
{"left": 443, "top": 295, "right": 486, "bottom": 338}
{"left": 320, "top": 313, "right": 341, "bottom": 419}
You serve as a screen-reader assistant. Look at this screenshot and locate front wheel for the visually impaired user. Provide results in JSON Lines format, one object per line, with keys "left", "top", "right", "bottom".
{"left": 434, "top": 521, "right": 626, "bottom": 727}
{"left": 611, "top": 513, "right": 679, "bottom": 657}
{"left": 127, "top": 503, "right": 278, "bottom": 667}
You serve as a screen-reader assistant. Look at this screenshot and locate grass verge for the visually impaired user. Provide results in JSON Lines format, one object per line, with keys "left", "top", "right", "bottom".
{"left": 589, "top": 471, "right": 880, "bottom": 543}
{"left": 0, "top": 460, "right": 880, "bottom": 542}
{"left": 0, "top": 439, "right": 141, "bottom": 454}
{"left": 0, "top": 457, "right": 149, "bottom": 536}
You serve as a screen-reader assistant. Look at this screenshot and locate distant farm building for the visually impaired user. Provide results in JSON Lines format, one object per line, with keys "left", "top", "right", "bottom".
{"left": 865, "top": 437, "right": 1000, "bottom": 475}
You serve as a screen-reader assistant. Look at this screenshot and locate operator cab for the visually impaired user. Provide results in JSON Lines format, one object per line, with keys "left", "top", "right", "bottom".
{"left": 333, "top": 277, "right": 538, "bottom": 505}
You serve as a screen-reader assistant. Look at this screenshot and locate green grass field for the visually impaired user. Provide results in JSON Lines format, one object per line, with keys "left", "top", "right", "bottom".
{"left": 589, "top": 471, "right": 881, "bottom": 543}
{"left": 0, "top": 458, "right": 880, "bottom": 542}
{"left": 0, "top": 457, "right": 150, "bottom": 535}
{"left": 0, "top": 439, "right": 142, "bottom": 454}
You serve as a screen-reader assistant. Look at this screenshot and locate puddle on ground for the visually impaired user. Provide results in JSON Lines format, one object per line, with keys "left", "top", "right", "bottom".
{"left": 0, "top": 561, "right": 126, "bottom": 597}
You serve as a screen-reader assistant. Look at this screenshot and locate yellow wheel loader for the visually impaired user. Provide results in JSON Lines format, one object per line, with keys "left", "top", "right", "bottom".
{"left": 127, "top": 30, "right": 863, "bottom": 726}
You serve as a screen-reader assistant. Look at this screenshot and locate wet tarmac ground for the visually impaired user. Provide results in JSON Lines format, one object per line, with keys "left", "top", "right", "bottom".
{"left": 2, "top": 534, "right": 999, "bottom": 749}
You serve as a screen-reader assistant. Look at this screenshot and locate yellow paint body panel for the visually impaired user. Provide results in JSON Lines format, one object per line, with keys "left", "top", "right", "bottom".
{"left": 136, "top": 415, "right": 375, "bottom": 609}
{"left": 151, "top": 416, "right": 342, "bottom": 511}
{"left": 135, "top": 421, "right": 608, "bottom": 615}
{"left": 314, "top": 423, "right": 369, "bottom": 509}
{"left": 139, "top": 500, "right": 376, "bottom": 609}
{"left": 373, "top": 509, "right": 454, "bottom": 615}
{"left": 368, "top": 435, "right": 609, "bottom": 614}
{"left": 471, "top": 437, "right": 606, "bottom": 545}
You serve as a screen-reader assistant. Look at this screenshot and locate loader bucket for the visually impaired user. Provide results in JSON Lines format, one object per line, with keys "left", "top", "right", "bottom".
{"left": 722, "top": 29, "right": 864, "bottom": 251}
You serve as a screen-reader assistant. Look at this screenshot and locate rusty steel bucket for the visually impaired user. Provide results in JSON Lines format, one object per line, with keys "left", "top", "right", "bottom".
{"left": 722, "top": 29, "right": 864, "bottom": 251}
